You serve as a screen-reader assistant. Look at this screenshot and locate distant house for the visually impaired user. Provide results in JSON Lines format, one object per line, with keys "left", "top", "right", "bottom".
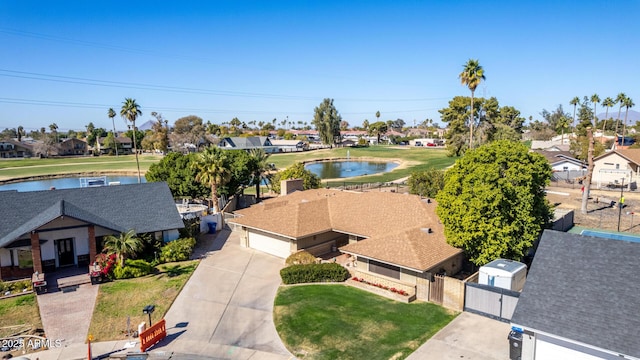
{"left": 592, "top": 149, "right": 640, "bottom": 190}
{"left": 96, "top": 136, "right": 133, "bottom": 155}
{"left": 228, "top": 188, "right": 463, "bottom": 301}
{"left": 530, "top": 136, "right": 572, "bottom": 151}
{"left": 0, "top": 182, "right": 183, "bottom": 281}
{"left": 57, "top": 138, "right": 88, "bottom": 156}
{"left": 0, "top": 139, "right": 33, "bottom": 158}
{"left": 511, "top": 230, "right": 640, "bottom": 359}
{"left": 269, "top": 139, "right": 307, "bottom": 152}
{"left": 531, "top": 150, "right": 585, "bottom": 172}
{"left": 218, "top": 136, "right": 273, "bottom": 151}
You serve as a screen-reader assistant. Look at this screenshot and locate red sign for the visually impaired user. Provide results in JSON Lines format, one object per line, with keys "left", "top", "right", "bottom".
{"left": 139, "top": 319, "right": 167, "bottom": 352}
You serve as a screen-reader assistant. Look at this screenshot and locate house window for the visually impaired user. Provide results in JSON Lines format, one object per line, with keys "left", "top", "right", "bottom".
{"left": 616, "top": 164, "right": 620, "bottom": 169}
{"left": 562, "top": 166, "right": 569, "bottom": 171}
{"left": 18, "top": 249, "right": 33, "bottom": 269}
{"left": 369, "top": 260, "right": 400, "bottom": 279}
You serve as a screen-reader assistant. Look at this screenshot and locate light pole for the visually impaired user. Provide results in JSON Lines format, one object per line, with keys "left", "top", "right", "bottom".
{"left": 617, "top": 177, "right": 625, "bottom": 232}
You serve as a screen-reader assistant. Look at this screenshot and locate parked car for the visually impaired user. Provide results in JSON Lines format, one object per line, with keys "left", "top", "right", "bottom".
{"left": 426, "top": 143, "right": 436, "bottom": 147}
{"left": 414, "top": 141, "right": 423, "bottom": 146}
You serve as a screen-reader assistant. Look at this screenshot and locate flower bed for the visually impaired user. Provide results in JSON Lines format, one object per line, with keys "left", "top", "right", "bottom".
{"left": 349, "top": 277, "right": 415, "bottom": 303}
{"left": 352, "top": 277, "right": 409, "bottom": 296}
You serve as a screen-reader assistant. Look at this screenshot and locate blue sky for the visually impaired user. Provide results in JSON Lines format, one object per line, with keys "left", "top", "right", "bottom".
{"left": 0, "top": 1, "right": 637, "bottom": 133}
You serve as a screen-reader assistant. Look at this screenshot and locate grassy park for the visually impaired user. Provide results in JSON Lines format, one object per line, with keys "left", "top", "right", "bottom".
{"left": 274, "top": 284, "right": 456, "bottom": 360}
{"left": 0, "top": 146, "right": 454, "bottom": 184}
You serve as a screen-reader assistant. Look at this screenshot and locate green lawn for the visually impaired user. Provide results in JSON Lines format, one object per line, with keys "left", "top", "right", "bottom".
{"left": 87, "top": 260, "right": 198, "bottom": 341}
{"left": 0, "top": 154, "right": 160, "bottom": 181}
{"left": 0, "top": 294, "right": 43, "bottom": 338}
{"left": 274, "top": 285, "right": 457, "bottom": 360}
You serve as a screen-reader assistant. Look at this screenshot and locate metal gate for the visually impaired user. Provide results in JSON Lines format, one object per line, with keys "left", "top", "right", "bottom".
{"left": 464, "top": 282, "right": 520, "bottom": 322}
{"left": 429, "top": 274, "right": 445, "bottom": 304}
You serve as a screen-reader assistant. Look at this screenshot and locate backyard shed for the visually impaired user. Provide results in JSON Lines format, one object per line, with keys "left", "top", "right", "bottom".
{"left": 478, "top": 259, "right": 527, "bottom": 292}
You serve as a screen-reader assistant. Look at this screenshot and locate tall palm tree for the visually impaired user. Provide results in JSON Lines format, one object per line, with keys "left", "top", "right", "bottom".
{"left": 120, "top": 98, "right": 142, "bottom": 182}
{"left": 192, "top": 146, "right": 232, "bottom": 213}
{"left": 621, "top": 97, "right": 635, "bottom": 147}
{"left": 614, "top": 93, "right": 627, "bottom": 146}
{"left": 590, "top": 94, "right": 600, "bottom": 128}
{"left": 601, "top": 97, "right": 615, "bottom": 140}
{"left": 49, "top": 123, "right": 59, "bottom": 143}
{"left": 108, "top": 107, "right": 118, "bottom": 157}
{"left": 556, "top": 116, "right": 570, "bottom": 144}
{"left": 375, "top": 111, "right": 381, "bottom": 123}
{"left": 459, "top": 59, "right": 486, "bottom": 148}
{"left": 103, "top": 230, "right": 142, "bottom": 267}
{"left": 248, "top": 148, "right": 271, "bottom": 201}
{"left": 16, "top": 126, "right": 24, "bottom": 142}
{"left": 569, "top": 96, "right": 580, "bottom": 129}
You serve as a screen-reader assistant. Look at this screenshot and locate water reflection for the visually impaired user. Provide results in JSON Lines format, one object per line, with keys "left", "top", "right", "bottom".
{"left": 305, "top": 161, "right": 398, "bottom": 179}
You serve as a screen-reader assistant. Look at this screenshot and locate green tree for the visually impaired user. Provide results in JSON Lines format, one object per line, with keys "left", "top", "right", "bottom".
{"left": 247, "top": 149, "right": 271, "bottom": 201}
{"left": 459, "top": 59, "right": 486, "bottom": 148}
{"left": 103, "top": 230, "right": 143, "bottom": 267}
{"left": 408, "top": 169, "right": 445, "bottom": 198}
{"left": 362, "top": 119, "right": 369, "bottom": 131}
{"left": 108, "top": 108, "right": 118, "bottom": 156}
{"left": 614, "top": 93, "right": 627, "bottom": 146}
{"left": 368, "top": 121, "right": 388, "bottom": 145}
{"left": 569, "top": 96, "right": 580, "bottom": 129}
{"left": 375, "top": 111, "right": 380, "bottom": 123}
{"left": 103, "top": 132, "right": 117, "bottom": 155}
{"left": 192, "top": 146, "right": 232, "bottom": 213}
{"left": 436, "top": 140, "right": 552, "bottom": 266}
{"left": 590, "top": 94, "right": 600, "bottom": 128}
{"left": 312, "top": 98, "right": 342, "bottom": 145}
{"left": 600, "top": 97, "right": 615, "bottom": 140}
{"left": 49, "top": 123, "right": 59, "bottom": 143}
{"left": 120, "top": 98, "right": 143, "bottom": 182}
{"left": 555, "top": 116, "right": 571, "bottom": 144}
{"left": 16, "top": 126, "right": 24, "bottom": 142}
{"left": 271, "top": 162, "right": 321, "bottom": 194}
{"left": 621, "top": 97, "right": 635, "bottom": 145}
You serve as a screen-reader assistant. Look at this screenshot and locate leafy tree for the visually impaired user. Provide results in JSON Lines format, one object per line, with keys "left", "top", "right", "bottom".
{"left": 120, "top": 98, "right": 143, "bottom": 182}
{"left": 146, "top": 152, "right": 208, "bottom": 199}
{"left": 192, "top": 146, "right": 232, "bottom": 213}
{"left": 362, "top": 119, "right": 369, "bottom": 131}
{"left": 389, "top": 118, "right": 405, "bottom": 131}
{"left": 540, "top": 105, "right": 570, "bottom": 133}
{"left": 270, "top": 162, "right": 321, "bottom": 194}
{"left": 171, "top": 115, "right": 207, "bottom": 149}
{"left": 459, "top": 59, "right": 486, "bottom": 148}
{"left": 103, "top": 229, "right": 143, "bottom": 267}
{"left": 436, "top": 140, "right": 552, "bottom": 266}
{"left": 368, "top": 121, "right": 388, "bottom": 144}
{"left": 108, "top": 108, "right": 118, "bottom": 156}
{"left": 408, "top": 169, "right": 445, "bottom": 198}
{"left": 339, "top": 120, "right": 350, "bottom": 131}
{"left": 103, "top": 132, "right": 117, "bottom": 155}
{"left": 312, "top": 98, "right": 342, "bottom": 145}
{"left": 575, "top": 98, "right": 594, "bottom": 136}
{"left": 569, "top": 135, "right": 605, "bottom": 161}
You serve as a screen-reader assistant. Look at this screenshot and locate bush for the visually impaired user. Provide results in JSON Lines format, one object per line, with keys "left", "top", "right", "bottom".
{"left": 160, "top": 237, "right": 196, "bottom": 263}
{"left": 113, "top": 259, "right": 154, "bottom": 279}
{"left": 285, "top": 251, "right": 317, "bottom": 266}
{"left": 280, "top": 263, "right": 350, "bottom": 285}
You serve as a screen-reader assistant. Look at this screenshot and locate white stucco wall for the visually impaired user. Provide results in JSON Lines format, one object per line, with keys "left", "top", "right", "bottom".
{"left": 593, "top": 152, "right": 637, "bottom": 188}
{"left": 0, "top": 248, "right": 12, "bottom": 267}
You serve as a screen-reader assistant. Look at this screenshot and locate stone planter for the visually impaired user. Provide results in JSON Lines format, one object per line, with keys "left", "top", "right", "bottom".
{"left": 347, "top": 279, "right": 416, "bottom": 303}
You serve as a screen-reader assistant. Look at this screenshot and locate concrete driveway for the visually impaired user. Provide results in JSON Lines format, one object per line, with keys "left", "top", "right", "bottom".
{"left": 150, "top": 228, "right": 293, "bottom": 359}
{"left": 406, "top": 311, "right": 510, "bottom": 360}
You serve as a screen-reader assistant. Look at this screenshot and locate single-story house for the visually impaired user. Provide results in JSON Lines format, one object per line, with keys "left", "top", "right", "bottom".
{"left": 0, "top": 139, "right": 33, "bottom": 158}
{"left": 0, "top": 182, "right": 184, "bottom": 281}
{"left": 218, "top": 136, "right": 275, "bottom": 152}
{"left": 228, "top": 188, "right": 463, "bottom": 300}
{"left": 592, "top": 149, "right": 640, "bottom": 190}
{"left": 532, "top": 150, "right": 585, "bottom": 172}
{"left": 269, "top": 139, "right": 307, "bottom": 152}
{"left": 510, "top": 230, "right": 640, "bottom": 359}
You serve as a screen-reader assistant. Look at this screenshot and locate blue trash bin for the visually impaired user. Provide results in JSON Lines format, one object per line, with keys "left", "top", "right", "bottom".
{"left": 207, "top": 222, "right": 217, "bottom": 234}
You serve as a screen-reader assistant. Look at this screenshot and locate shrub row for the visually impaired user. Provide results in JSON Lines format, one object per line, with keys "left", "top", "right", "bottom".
{"left": 0, "top": 279, "right": 32, "bottom": 294}
{"left": 161, "top": 237, "right": 197, "bottom": 263}
{"left": 285, "top": 250, "right": 317, "bottom": 266}
{"left": 280, "top": 263, "right": 350, "bottom": 285}
{"left": 113, "top": 259, "right": 155, "bottom": 279}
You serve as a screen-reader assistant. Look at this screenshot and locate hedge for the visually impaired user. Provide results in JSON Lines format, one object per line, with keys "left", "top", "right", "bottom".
{"left": 280, "top": 263, "right": 350, "bottom": 285}
{"left": 160, "top": 237, "right": 196, "bottom": 263}
{"left": 113, "top": 259, "right": 154, "bottom": 279}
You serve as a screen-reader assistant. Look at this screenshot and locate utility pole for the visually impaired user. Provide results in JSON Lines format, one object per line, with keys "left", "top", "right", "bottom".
{"left": 618, "top": 178, "right": 625, "bottom": 232}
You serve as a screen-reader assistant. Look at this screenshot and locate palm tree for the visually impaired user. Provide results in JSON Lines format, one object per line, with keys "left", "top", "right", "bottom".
{"left": 120, "top": 98, "right": 142, "bottom": 182}
{"left": 459, "top": 59, "right": 486, "bottom": 148}
{"left": 103, "top": 229, "right": 142, "bottom": 267}
{"left": 621, "top": 97, "right": 635, "bottom": 147}
{"left": 108, "top": 108, "right": 118, "bottom": 157}
{"left": 601, "top": 97, "right": 615, "bottom": 140}
{"left": 248, "top": 148, "right": 271, "bottom": 201}
{"left": 49, "top": 123, "right": 59, "bottom": 143}
{"left": 590, "top": 94, "right": 600, "bottom": 128}
{"left": 375, "top": 111, "right": 380, "bottom": 123}
{"left": 614, "top": 93, "right": 627, "bottom": 146}
{"left": 16, "top": 126, "right": 24, "bottom": 142}
{"left": 556, "top": 116, "right": 570, "bottom": 144}
{"left": 192, "top": 146, "right": 232, "bottom": 213}
{"left": 569, "top": 96, "right": 580, "bottom": 129}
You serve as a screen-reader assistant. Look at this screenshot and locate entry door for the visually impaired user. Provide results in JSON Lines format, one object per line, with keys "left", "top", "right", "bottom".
{"left": 56, "top": 238, "right": 75, "bottom": 267}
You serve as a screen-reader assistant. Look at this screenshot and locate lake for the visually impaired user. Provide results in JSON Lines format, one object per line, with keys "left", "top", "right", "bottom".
{"left": 305, "top": 161, "right": 398, "bottom": 179}
{"left": 0, "top": 176, "right": 146, "bottom": 192}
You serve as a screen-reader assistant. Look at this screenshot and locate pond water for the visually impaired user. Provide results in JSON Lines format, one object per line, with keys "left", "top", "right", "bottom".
{"left": 305, "top": 161, "right": 398, "bottom": 179}
{"left": 0, "top": 176, "right": 146, "bottom": 192}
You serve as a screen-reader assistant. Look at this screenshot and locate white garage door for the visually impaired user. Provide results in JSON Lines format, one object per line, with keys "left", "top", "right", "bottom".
{"left": 248, "top": 231, "right": 291, "bottom": 258}
{"left": 535, "top": 337, "right": 605, "bottom": 360}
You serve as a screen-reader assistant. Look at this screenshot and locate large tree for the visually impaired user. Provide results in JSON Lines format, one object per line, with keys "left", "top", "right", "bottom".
{"left": 368, "top": 121, "right": 388, "bottom": 145}
{"left": 192, "top": 146, "right": 232, "bottom": 213}
{"left": 600, "top": 97, "right": 615, "bottom": 141}
{"left": 621, "top": 97, "right": 635, "bottom": 146}
{"left": 312, "top": 98, "right": 342, "bottom": 145}
{"left": 120, "top": 98, "right": 143, "bottom": 182}
{"left": 270, "top": 162, "right": 321, "bottom": 194}
{"left": 247, "top": 148, "right": 271, "bottom": 201}
{"left": 436, "top": 140, "right": 552, "bottom": 266}
{"left": 146, "top": 152, "right": 209, "bottom": 199}
{"left": 614, "top": 93, "right": 627, "bottom": 146}
{"left": 458, "top": 59, "right": 486, "bottom": 148}
{"left": 408, "top": 169, "right": 445, "bottom": 198}
{"left": 103, "top": 230, "right": 143, "bottom": 267}
{"left": 569, "top": 96, "right": 580, "bottom": 129}
{"left": 108, "top": 108, "right": 118, "bottom": 156}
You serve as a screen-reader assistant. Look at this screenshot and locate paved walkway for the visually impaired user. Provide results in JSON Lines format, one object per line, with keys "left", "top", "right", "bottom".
{"left": 36, "top": 268, "right": 98, "bottom": 346}
{"left": 406, "top": 312, "right": 510, "bottom": 360}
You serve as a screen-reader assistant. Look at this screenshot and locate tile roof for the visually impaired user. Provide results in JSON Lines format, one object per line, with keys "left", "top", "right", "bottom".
{"left": 0, "top": 182, "right": 184, "bottom": 247}
{"left": 612, "top": 149, "right": 640, "bottom": 165}
{"left": 230, "top": 189, "right": 461, "bottom": 271}
{"left": 511, "top": 230, "right": 640, "bottom": 357}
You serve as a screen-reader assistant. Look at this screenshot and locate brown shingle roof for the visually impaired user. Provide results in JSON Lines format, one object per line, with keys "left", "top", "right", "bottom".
{"left": 230, "top": 189, "right": 461, "bottom": 271}
{"left": 615, "top": 149, "right": 640, "bottom": 165}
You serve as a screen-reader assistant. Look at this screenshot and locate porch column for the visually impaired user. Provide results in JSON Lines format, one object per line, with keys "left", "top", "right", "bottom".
{"left": 30, "top": 232, "right": 43, "bottom": 274}
{"left": 88, "top": 225, "right": 97, "bottom": 264}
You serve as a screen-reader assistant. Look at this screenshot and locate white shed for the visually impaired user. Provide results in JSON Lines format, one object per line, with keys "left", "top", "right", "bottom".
{"left": 479, "top": 259, "right": 527, "bottom": 292}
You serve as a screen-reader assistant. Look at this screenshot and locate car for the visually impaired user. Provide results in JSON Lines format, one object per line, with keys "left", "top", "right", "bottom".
{"left": 426, "top": 143, "right": 436, "bottom": 147}
{"left": 414, "top": 141, "right": 423, "bottom": 146}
